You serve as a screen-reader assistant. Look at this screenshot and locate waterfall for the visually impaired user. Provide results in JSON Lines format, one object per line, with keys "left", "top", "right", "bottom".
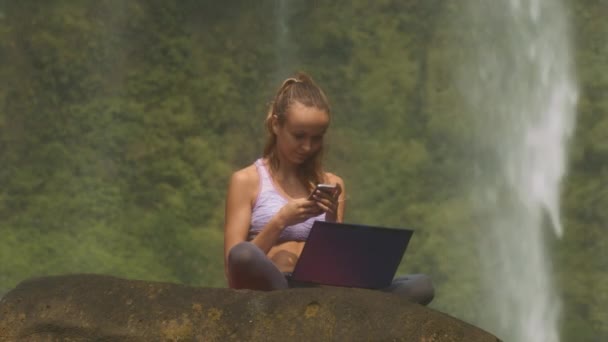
{"left": 275, "top": 0, "right": 294, "bottom": 80}
{"left": 457, "top": 0, "right": 578, "bottom": 341}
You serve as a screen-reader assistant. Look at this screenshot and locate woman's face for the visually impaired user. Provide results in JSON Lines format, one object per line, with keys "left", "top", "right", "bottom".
{"left": 273, "top": 101, "right": 330, "bottom": 165}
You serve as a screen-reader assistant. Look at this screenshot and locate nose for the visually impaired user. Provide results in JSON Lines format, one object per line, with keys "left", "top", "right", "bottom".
{"left": 301, "top": 138, "right": 312, "bottom": 152}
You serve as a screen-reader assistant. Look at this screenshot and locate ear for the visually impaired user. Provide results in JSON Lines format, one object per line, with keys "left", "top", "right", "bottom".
{"left": 271, "top": 115, "right": 280, "bottom": 135}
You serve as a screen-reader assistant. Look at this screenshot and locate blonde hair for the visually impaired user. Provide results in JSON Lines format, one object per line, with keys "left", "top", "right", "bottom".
{"left": 263, "top": 72, "right": 331, "bottom": 191}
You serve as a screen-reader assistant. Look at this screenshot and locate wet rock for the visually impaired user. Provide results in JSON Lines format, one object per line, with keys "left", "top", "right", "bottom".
{"left": 0, "top": 274, "right": 500, "bottom": 341}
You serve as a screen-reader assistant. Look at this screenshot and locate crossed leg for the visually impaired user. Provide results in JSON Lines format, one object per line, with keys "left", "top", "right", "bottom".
{"left": 228, "top": 241, "right": 435, "bottom": 306}
{"left": 382, "top": 274, "right": 435, "bottom": 305}
{"left": 227, "top": 241, "right": 288, "bottom": 291}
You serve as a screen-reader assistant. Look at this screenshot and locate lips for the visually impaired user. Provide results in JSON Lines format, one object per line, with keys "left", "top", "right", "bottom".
{"left": 295, "top": 153, "right": 309, "bottom": 161}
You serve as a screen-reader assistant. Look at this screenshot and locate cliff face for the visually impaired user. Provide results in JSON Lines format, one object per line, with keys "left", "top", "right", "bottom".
{"left": 0, "top": 274, "right": 500, "bottom": 341}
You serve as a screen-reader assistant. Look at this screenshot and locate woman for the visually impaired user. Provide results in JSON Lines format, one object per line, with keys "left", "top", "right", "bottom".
{"left": 223, "top": 72, "right": 434, "bottom": 305}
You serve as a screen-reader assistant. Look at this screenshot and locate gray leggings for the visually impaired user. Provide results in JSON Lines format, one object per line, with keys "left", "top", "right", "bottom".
{"left": 227, "top": 241, "right": 434, "bottom": 306}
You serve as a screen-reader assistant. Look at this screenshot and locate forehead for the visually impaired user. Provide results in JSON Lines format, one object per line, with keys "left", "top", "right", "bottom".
{"left": 284, "top": 102, "right": 330, "bottom": 130}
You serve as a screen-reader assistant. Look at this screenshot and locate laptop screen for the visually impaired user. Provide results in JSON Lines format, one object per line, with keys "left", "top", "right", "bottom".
{"left": 291, "top": 221, "right": 414, "bottom": 289}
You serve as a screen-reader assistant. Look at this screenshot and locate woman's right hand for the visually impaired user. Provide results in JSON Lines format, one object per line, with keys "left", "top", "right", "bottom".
{"left": 276, "top": 198, "right": 323, "bottom": 227}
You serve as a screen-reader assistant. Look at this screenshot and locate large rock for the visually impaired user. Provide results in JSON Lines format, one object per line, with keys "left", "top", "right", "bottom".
{"left": 0, "top": 274, "right": 500, "bottom": 341}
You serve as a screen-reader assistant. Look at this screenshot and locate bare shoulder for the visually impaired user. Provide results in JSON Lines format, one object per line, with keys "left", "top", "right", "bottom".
{"left": 324, "top": 172, "right": 345, "bottom": 188}
{"left": 231, "top": 164, "right": 258, "bottom": 184}
{"left": 228, "top": 164, "right": 260, "bottom": 200}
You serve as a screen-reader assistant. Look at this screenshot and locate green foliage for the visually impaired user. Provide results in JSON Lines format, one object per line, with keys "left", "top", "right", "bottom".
{"left": 0, "top": 1, "right": 606, "bottom": 340}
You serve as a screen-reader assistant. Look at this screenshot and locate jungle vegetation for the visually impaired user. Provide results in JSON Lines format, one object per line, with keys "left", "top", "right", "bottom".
{"left": 0, "top": 1, "right": 606, "bottom": 340}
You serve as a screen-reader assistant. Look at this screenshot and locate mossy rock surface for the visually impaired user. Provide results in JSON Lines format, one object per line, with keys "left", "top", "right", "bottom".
{"left": 0, "top": 274, "right": 500, "bottom": 341}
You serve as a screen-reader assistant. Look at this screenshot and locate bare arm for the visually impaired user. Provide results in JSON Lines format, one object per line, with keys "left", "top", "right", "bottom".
{"left": 223, "top": 170, "right": 285, "bottom": 279}
{"left": 223, "top": 168, "right": 321, "bottom": 282}
{"left": 223, "top": 171, "right": 255, "bottom": 282}
{"left": 334, "top": 175, "right": 346, "bottom": 223}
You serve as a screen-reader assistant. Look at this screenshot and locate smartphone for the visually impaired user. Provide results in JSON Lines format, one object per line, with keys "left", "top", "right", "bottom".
{"left": 307, "top": 183, "right": 337, "bottom": 200}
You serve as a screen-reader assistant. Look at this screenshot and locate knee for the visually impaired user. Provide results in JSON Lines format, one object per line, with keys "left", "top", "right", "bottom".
{"left": 393, "top": 273, "right": 435, "bottom": 305}
{"left": 415, "top": 274, "right": 435, "bottom": 306}
{"left": 228, "top": 241, "right": 262, "bottom": 271}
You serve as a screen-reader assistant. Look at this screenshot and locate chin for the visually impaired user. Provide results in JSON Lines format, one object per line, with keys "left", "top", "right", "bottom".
{"left": 291, "top": 158, "right": 306, "bottom": 166}
{"left": 285, "top": 151, "right": 318, "bottom": 166}
{"left": 294, "top": 154, "right": 314, "bottom": 164}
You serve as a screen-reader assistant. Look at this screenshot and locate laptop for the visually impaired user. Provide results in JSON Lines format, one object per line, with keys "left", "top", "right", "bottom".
{"left": 288, "top": 221, "right": 414, "bottom": 289}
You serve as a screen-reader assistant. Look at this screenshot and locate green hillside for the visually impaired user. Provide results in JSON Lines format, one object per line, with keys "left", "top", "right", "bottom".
{"left": 1, "top": 1, "right": 605, "bottom": 340}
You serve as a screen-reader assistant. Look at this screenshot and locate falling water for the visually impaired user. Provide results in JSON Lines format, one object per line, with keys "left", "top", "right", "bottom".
{"left": 274, "top": 0, "right": 295, "bottom": 81}
{"left": 457, "top": 0, "right": 578, "bottom": 341}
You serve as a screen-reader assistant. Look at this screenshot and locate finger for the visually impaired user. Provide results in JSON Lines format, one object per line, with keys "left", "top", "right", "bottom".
{"left": 312, "top": 195, "right": 332, "bottom": 209}
{"left": 315, "top": 194, "right": 338, "bottom": 209}
{"left": 321, "top": 192, "right": 334, "bottom": 201}
{"left": 334, "top": 183, "right": 342, "bottom": 198}
{"left": 299, "top": 205, "right": 318, "bottom": 215}
{"left": 313, "top": 191, "right": 334, "bottom": 203}
{"left": 303, "top": 208, "right": 323, "bottom": 219}
{"left": 315, "top": 188, "right": 339, "bottom": 203}
{"left": 302, "top": 201, "right": 323, "bottom": 212}
{"left": 315, "top": 200, "right": 336, "bottom": 214}
{"left": 303, "top": 200, "right": 322, "bottom": 209}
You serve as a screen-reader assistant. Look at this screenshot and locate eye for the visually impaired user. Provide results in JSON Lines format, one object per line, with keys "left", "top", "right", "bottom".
{"left": 312, "top": 135, "right": 324, "bottom": 142}
{"left": 293, "top": 133, "right": 306, "bottom": 140}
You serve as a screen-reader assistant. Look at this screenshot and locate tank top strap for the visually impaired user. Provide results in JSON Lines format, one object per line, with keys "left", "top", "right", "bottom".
{"left": 254, "top": 158, "right": 273, "bottom": 191}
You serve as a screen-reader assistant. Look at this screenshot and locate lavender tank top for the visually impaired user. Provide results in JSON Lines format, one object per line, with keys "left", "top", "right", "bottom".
{"left": 249, "top": 159, "right": 326, "bottom": 242}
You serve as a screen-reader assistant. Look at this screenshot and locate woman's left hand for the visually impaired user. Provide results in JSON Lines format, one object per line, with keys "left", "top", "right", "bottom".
{"left": 312, "top": 183, "right": 342, "bottom": 222}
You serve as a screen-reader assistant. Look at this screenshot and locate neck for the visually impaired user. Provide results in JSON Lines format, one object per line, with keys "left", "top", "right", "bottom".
{"left": 273, "top": 160, "right": 300, "bottom": 184}
{"left": 264, "top": 152, "right": 301, "bottom": 183}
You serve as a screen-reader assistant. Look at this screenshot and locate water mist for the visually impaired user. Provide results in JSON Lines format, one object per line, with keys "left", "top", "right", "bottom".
{"left": 457, "top": 0, "right": 578, "bottom": 341}
{"left": 275, "top": 0, "right": 295, "bottom": 81}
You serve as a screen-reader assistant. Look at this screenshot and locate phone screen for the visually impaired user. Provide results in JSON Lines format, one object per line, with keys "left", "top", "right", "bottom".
{"left": 308, "top": 184, "right": 336, "bottom": 200}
